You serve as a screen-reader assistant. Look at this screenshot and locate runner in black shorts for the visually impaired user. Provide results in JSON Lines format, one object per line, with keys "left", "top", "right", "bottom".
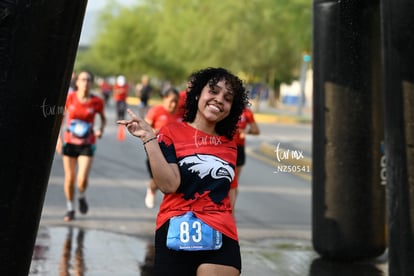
{"left": 55, "top": 70, "right": 106, "bottom": 222}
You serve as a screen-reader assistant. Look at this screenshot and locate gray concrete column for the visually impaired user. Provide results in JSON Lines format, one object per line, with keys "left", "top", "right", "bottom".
{"left": 312, "top": 0, "right": 386, "bottom": 260}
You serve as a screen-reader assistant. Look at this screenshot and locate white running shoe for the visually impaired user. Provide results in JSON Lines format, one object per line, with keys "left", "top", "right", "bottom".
{"left": 145, "top": 188, "right": 155, "bottom": 209}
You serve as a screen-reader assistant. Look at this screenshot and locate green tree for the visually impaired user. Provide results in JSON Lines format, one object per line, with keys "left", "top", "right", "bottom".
{"left": 77, "top": 0, "right": 311, "bottom": 96}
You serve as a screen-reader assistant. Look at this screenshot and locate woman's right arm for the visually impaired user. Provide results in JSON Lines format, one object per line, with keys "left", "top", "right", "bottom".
{"left": 118, "top": 109, "right": 181, "bottom": 193}
{"left": 144, "top": 139, "right": 181, "bottom": 194}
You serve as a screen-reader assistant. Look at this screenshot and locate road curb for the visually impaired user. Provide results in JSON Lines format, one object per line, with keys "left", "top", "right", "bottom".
{"left": 254, "top": 113, "right": 312, "bottom": 125}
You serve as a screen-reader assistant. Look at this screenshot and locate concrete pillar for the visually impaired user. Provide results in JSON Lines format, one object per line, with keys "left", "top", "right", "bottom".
{"left": 381, "top": 0, "right": 414, "bottom": 275}
{"left": 312, "top": 0, "right": 386, "bottom": 260}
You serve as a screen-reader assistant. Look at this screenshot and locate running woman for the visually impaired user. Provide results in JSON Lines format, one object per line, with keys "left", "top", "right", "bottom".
{"left": 56, "top": 70, "right": 106, "bottom": 222}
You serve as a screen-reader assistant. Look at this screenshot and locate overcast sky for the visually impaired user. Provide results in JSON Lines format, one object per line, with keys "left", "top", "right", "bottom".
{"left": 80, "top": 0, "right": 138, "bottom": 46}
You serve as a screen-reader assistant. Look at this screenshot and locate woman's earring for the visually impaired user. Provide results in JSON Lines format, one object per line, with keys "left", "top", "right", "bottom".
{"left": 195, "top": 96, "right": 199, "bottom": 100}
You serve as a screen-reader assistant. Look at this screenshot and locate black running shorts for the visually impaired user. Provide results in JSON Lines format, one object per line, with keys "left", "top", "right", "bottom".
{"left": 236, "top": 145, "right": 246, "bottom": 167}
{"left": 154, "top": 220, "right": 242, "bottom": 275}
{"left": 63, "top": 143, "right": 95, "bottom": 157}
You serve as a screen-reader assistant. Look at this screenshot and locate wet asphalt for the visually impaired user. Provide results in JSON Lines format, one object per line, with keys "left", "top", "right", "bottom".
{"left": 30, "top": 225, "right": 388, "bottom": 275}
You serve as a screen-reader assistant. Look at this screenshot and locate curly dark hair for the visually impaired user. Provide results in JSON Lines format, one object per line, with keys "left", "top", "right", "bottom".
{"left": 183, "top": 67, "right": 249, "bottom": 140}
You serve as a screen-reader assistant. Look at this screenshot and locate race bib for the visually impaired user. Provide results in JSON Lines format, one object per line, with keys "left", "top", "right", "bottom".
{"left": 68, "top": 119, "right": 91, "bottom": 138}
{"left": 166, "top": 212, "right": 222, "bottom": 251}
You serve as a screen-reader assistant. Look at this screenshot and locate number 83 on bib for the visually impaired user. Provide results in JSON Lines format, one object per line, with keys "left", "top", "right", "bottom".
{"left": 166, "top": 212, "right": 222, "bottom": 251}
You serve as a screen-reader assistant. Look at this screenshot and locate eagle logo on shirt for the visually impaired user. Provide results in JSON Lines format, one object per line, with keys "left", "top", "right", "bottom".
{"left": 177, "top": 154, "right": 235, "bottom": 203}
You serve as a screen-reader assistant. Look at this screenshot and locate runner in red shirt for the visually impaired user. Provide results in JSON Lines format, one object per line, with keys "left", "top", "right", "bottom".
{"left": 56, "top": 71, "right": 106, "bottom": 222}
{"left": 176, "top": 74, "right": 195, "bottom": 121}
{"left": 98, "top": 78, "right": 112, "bottom": 105}
{"left": 144, "top": 87, "right": 180, "bottom": 208}
{"left": 118, "top": 67, "right": 248, "bottom": 275}
{"left": 175, "top": 88, "right": 187, "bottom": 121}
{"left": 113, "top": 75, "right": 128, "bottom": 120}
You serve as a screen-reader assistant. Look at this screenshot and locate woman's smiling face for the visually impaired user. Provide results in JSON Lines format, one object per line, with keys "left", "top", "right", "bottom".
{"left": 197, "top": 79, "right": 234, "bottom": 124}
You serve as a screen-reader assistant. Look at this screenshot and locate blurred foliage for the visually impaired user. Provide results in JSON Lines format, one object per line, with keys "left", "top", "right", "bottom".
{"left": 75, "top": 0, "right": 311, "bottom": 89}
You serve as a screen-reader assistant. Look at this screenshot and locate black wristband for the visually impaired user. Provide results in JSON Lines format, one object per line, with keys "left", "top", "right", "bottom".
{"left": 143, "top": 136, "right": 157, "bottom": 146}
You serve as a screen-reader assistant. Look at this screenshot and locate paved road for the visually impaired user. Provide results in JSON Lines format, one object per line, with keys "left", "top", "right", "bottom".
{"left": 40, "top": 102, "right": 313, "bottom": 237}
{"left": 32, "top": 102, "right": 388, "bottom": 275}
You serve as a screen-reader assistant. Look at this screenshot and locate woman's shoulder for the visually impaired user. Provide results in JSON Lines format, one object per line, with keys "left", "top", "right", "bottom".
{"left": 66, "top": 91, "right": 76, "bottom": 99}
{"left": 65, "top": 92, "right": 78, "bottom": 106}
